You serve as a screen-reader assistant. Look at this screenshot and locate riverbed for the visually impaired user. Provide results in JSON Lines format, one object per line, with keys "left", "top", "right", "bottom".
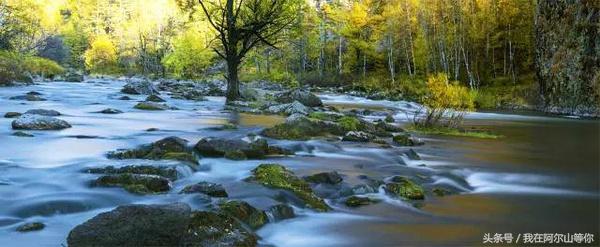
{"left": 0, "top": 80, "right": 598, "bottom": 246}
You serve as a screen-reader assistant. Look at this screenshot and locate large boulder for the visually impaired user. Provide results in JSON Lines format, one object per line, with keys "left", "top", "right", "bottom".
{"left": 121, "top": 80, "right": 159, "bottom": 95}
{"left": 342, "top": 131, "right": 375, "bottom": 142}
{"left": 304, "top": 171, "right": 343, "bottom": 185}
{"left": 261, "top": 115, "right": 345, "bottom": 140}
{"left": 246, "top": 164, "right": 330, "bottom": 212}
{"left": 384, "top": 176, "right": 424, "bottom": 200}
{"left": 65, "top": 70, "right": 84, "bottom": 82}
{"left": 11, "top": 114, "right": 71, "bottom": 130}
{"left": 134, "top": 102, "right": 170, "bottom": 111}
{"left": 266, "top": 204, "right": 295, "bottom": 222}
{"left": 275, "top": 89, "right": 323, "bottom": 107}
{"left": 86, "top": 165, "right": 178, "bottom": 181}
{"left": 67, "top": 203, "right": 191, "bottom": 246}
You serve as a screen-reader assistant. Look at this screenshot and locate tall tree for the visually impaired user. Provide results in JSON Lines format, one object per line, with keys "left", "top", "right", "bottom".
{"left": 195, "top": 0, "right": 300, "bottom": 102}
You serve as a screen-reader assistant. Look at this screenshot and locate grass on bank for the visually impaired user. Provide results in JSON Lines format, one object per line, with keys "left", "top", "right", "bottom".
{"left": 407, "top": 124, "right": 502, "bottom": 139}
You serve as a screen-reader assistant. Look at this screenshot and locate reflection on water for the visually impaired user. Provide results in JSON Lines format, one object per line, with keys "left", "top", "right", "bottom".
{"left": 0, "top": 83, "right": 597, "bottom": 246}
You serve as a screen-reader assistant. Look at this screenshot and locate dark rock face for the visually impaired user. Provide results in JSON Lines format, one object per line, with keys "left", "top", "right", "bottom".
{"left": 11, "top": 114, "right": 71, "bottom": 130}
{"left": 275, "top": 89, "right": 323, "bottom": 107}
{"left": 535, "top": 0, "right": 600, "bottom": 115}
{"left": 305, "top": 171, "right": 343, "bottom": 185}
{"left": 24, "top": 109, "right": 61, "bottom": 116}
{"left": 121, "top": 80, "right": 159, "bottom": 95}
{"left": 180, "top": 182, "right": 228, "bottom": 197}
{"left": 67, "top": 203, "right": 191, "bottom": 246}
{"left": 16, "top": 222, "right": 45, "bottom": 232}
{"left": 87, "top": 165, "right": 178, "bottom": 181}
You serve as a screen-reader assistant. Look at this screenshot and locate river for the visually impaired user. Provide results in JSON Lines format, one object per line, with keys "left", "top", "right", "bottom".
{"left": 0, "top": 80, "right": 598, "bottom": 246}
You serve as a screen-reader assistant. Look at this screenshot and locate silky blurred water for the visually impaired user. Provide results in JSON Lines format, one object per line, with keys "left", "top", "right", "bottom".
{"left": 0, "top": 81, "right": 597, "bottom": 246}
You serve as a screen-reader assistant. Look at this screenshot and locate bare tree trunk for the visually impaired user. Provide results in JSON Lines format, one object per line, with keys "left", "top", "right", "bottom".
{"left": 338, "top": 36, "right": 343, "bottom": 76}
{"left": 388, "top": 35, "right": 395, "bottom": 83}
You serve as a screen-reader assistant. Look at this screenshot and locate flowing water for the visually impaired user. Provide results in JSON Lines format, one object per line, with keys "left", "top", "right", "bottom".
{"left": 0, "top": 81, "right": 598, "bottom": 246}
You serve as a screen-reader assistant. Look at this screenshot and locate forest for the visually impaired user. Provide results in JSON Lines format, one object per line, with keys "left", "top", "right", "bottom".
{"left": 0, "top": 1, "right": 598, "bottom": 246}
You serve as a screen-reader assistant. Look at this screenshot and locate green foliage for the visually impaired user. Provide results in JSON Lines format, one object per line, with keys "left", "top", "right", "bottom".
{"left": 23, "top": 56, "right": 65, "bottom": 77}
{"left": 408, "top": 125, "right": 501, "bottom": 139}
{"left": 84, "top": 35, "right": 119, "bottom": 74}
{"left": 337, "top": 116, "right": 362, "bottom": 132}
{"left": 0, "top": 50, "right": 65, "bottom": 85}
{"left": 417, "top": 73, "right": 475, "bottom": 128}
{"left": 162, "top": 28, "right": 214, "bottom": 79}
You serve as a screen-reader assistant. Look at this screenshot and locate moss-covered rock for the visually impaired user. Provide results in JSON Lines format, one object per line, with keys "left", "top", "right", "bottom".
{"left": 304, "top": 171, "right": 343, "bottom": 185}
{"left": 180, "top": 182, "right": 228, "bottom": 197}
{"left": 342, "top": 131, "right": 375, "bottom": 142}
{"left": 261, "top": 115, "right": 344, "bottom": 140}
{"left": 183, "top": 211, "right": 257, "bottom": 247}
{"left": 16, "top": 222, "right": 45, "bottom": 232}
{"left": 107, "top": 137, "right": 197, "bottom": 164}
{"left": 195, "top": 137, "right": 287, "bottom": 160}
{"left": 384, "top": 176, "right": 424, "bottom": 200}
{"left": 219, "top": 201, "right": 268, "bottom": 229}
{"left": 145, "top": 94, "right": 166, "bottom": 102}
{"left": 308, "top": 111, "right": 343, "bottom": 121}
{"left": 86, "top": 165, "right": 178, "bottom": 181}
{"left": 337, "top": 116, "right": 363, "bottom": 131}
{"left": 247, "top": 164, "right": 330, "bottom": 212}
{"left": 134, "top": 102, "right": 170, "bottom": 111}
{"left": 392, "top": 134, "right": 414, "bottom": 146}
{"left": 344, "top": 196, "right": 378, "bottom": 207}
{"left": 94, "top": 174, "right": 171, "bottom": 194}
{"left": 385, "top": 115, "right": 395, "bottom": 123}
{"left": 224, "top": 150, "right": 247, "bottom": 160}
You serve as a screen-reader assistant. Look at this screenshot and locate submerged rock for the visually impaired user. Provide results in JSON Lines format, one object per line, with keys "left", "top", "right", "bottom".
{"left": 24, "top": 109, "right": 61, "bottom": 116}
{"left": 11, "top": 114, "right": 71, "bottom": 130}
{"left": 180, "top": 182, "right": 228, "bottom": 197}
{"left": 97, "top": 108, "right": 123, "bottom": 114}
{"left": 218, "top": 200, "right": 268, "bottom": 229}
{"left": 134, "top": 102, "right": 170, "bottom": 111}
{"left": 384, "top": 176, "right": 424, "bottom": 200}
{"left": 9, "top": 94, "right": 46, "bottom": 101}
{"left": 12, "top": 131, "right": 34, "bottom": 137}
{"left": 432, "top": 187, "right": 451, "bottom": 197}
{"left": 107, "top": 136, "right": 197, "bottom": 164}
{"left": 304, "top": 171, "right": 343, "bottom": 185}
{"left": 86, "top": 165, "right": 178, "bottom": 181}
{"left": 118, "top": 96, "right": 132, "bottom": 100}
{"left": 94, "top": 173, "right": 171, "bottom": 194}
{"left": 67, "top": 203, "right": 191, "bottom": 246}
{"left": 4, "top": 112, "right": 21, "bottom": 118}
{"left": 121, "top": 80, "right": 159, "bottom": 95}
{"left": 275, "top": 89, "right": 323, "bottom": 107}
{"left": 16, "top": 222, "right": 45, "bottom": 232}
{"left": 404, "top": 149, "right": 421, "bottom": 160}
{"left": 247, "top": 164, "right": 330, "bottom": 212}
{"left": 392, "top": 134, "right": 415, "bottom": 146}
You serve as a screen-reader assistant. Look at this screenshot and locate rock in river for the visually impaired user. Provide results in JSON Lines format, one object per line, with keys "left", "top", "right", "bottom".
{"left": 67, "top": 203, "right": 191, "bottom": 246}
{"left": 96, "top": 108, "right": 123, "bottom": 114}
{"left": 121, "top": 80, "right": 159, "bottom": 95}
{"left": 195, "top": 137, "right": 291, "bottom": 160}
{"left": 384, "top": 176, "right": 424, "bottom": 200}
{"left": 24, "top": 109, "right": 61, "bottom": 116}
{"left": 16, "top": 222, "right": 45, "bottom": 232}
{"left": 304, "top": 171, "right": 343, "bottom": 185}
{"left": 218, "top": 200, "right": 268, "bottom": 229}
{"left": 93, "top": 173, "right": 171, "bottom": 194}
{"left": 4, "top": 112, "right": 21, "bottom": 118}
{"left": 107, "top": 136, "right": 197, "bottom": 164}
{"left": 275, "top": 89, "right": 323, "bottom": 107}
{"left": 134, "top": 102, "right": 170, "bottom": 111}
{"left": 11, "top": 114, "right": 71, "bottom": 130}
{"left": 180, "top": 181, "right": 228, "bottom": 197}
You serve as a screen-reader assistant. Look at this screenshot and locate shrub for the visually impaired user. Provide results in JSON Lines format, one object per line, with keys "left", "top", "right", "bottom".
{"left": 84, "top": 35, "right": 118, "bottom": 74}
{"left": 0, "top": 50, "right": 64, "bottom": 85}
{"left": 416, "top": 73, "right": 474, "bottom": 128}
{"left": 23, "top": 56, "right": 65, "bottom": 78}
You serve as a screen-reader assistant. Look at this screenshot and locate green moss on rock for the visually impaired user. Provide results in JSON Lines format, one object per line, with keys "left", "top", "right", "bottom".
{"left": 248, "top": 164, "right": 330, "bottom": 212}
{"left": 337, "top": 116, "right": 362, "bottom": 131}
{"left": 184, "top": 211, "right": 257, "bottom": 247}
{"left": 219, "top": 201, "right": 268, "bottom": 229}
{"left": 94, "top": 174, "right": 171, "bottom": 194}
{"left": 87, "top": 165, "right": 178, "bottom": 181}
{"left": 384, "top": 176, "right": 424, "bottom": 200}
{"left": 345, "top": 196, "right": 378, "bottom": 207}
